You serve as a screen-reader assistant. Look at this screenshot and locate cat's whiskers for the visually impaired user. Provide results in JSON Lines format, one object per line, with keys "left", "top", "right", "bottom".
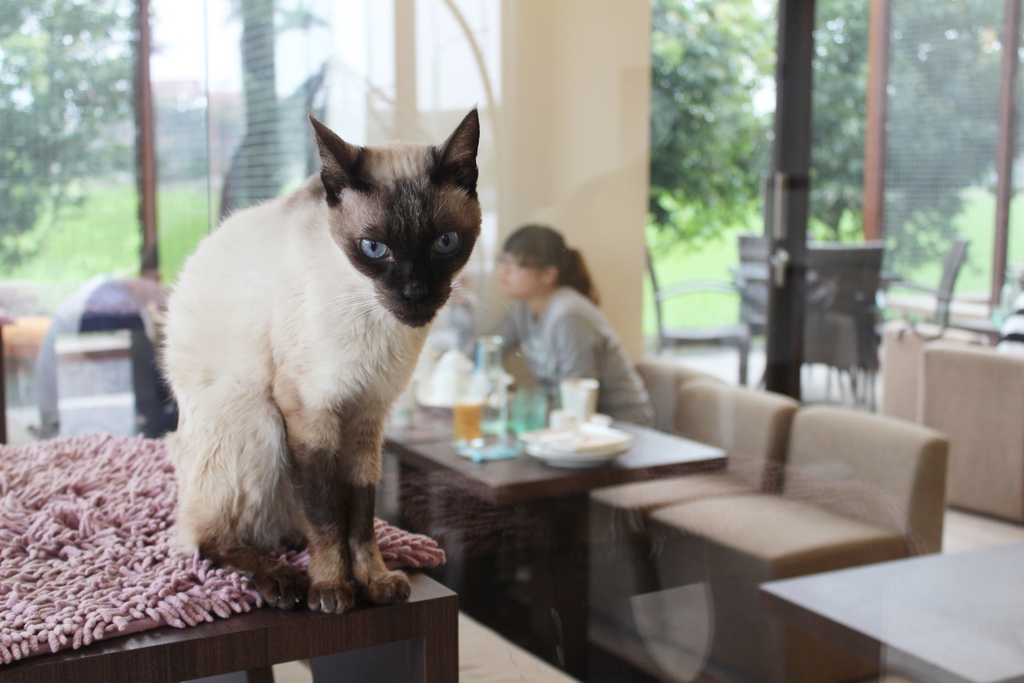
{"left": 320, "top": 291, "right": 379, "bottom": 319}
{"left": 320, "top": 291, "right": 376, "bottom": 308}
{"left": 328, "top": 304, "right": 381, "bottom": 325}
{"left": 334, "top": 303, "right": 381, "bottom": 321}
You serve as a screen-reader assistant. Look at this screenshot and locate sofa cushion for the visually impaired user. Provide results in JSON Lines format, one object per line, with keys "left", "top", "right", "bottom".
{"left": 591, "top": 472, "right": 755, "bottom": 518}
{"left": 650, "top": 494, "right": 908, "bottom": 578}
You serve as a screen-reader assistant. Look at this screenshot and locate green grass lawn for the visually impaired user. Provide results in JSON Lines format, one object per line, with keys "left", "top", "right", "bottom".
{"left": 2, "top": 184, "right": 211, "bottom": 308}
{"left": 949, "top": 187, "right": 1024, "bottom": 293}
{"left": 156, "top": 184, "right": 212, "bottom": 287}
{"left": 5, "top": 185, "right": 142, "bottom": 308}
{"left": 643, "top": 222, "right": 756, "bottom": 339}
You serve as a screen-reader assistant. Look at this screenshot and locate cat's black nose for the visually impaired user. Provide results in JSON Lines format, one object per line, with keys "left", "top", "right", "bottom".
{"left": 403, "top": 281, "right": 428, "bottom": 301}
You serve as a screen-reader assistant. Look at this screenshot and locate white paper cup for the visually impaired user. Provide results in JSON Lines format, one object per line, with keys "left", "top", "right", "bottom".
{"left": 548, "top": 409, "right": 580, "bottom": 431}
{"left": 559, "top": 378, "right": 599, "bottom": 424}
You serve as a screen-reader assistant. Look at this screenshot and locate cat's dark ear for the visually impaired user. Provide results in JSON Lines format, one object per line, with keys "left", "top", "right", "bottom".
{"left": 309, "top": 113, "right": 366, "bottom": 205}
{"left": 432, "top": 108, "right": 480, "bottom": 198}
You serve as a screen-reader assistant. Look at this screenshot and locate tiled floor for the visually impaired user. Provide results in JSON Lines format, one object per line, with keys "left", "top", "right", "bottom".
{"left": 270, "top": 661, "right": 312, "bottom": 683}
{"left": 943, "top": 507, "right": 1024, "bottom": 554}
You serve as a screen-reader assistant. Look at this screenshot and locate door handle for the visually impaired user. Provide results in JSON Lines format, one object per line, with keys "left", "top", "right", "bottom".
{"left": 770, "top": 248, "right": 790, "bottom": 288}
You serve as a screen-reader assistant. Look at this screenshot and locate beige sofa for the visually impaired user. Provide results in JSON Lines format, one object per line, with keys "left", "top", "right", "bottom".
{"left": 647, "top": 406, "right": 948, "bottom": 683}
{"left": 881, "top": 320, "right": 1024, "bottom": 523}
{"left": 589, "top": 365, "right": 800, "bottom": 673}
{"left": 920, "top": 342, "right": 1024, "bottom": 522}
{"left": 590, "top": 356, "right": 949, "bottom": 682}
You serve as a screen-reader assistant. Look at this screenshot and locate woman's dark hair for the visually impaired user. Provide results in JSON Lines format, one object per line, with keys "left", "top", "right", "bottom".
{"left": 502, "top": 224, "right": 599, "bottom": 305}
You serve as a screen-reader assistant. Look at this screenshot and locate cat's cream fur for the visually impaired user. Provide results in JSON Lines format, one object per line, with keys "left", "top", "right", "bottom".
{"left": 163, "top": 111, "right": 481, "bottom": 612}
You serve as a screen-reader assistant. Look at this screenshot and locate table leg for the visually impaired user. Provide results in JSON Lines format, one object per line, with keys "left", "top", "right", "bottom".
{"left": 245, "top": 669, "right": 274, "bottom": 683}
{"left": 1, "top": 327, "right": 7, "bottom": 444}
{"left": 527, "top": 496, "right": 590, "bottom": 680}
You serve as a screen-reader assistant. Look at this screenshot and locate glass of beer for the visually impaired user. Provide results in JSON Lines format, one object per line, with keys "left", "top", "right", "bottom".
{"left": 453, "top": 399, "right": 484, "bottom": 448}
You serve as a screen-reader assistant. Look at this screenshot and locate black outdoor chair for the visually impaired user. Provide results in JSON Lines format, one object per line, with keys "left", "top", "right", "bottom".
{"left": 734, "top": 233, "right": 770, "bottom": 336}
{"left": 646, "top": 246, "right": 751, "bottom": 386}
{"left": 804, "top": 242, "right": 885, "bottom": 408}
{"left": 886, "top": 237, "right": 970, "bottom": 329}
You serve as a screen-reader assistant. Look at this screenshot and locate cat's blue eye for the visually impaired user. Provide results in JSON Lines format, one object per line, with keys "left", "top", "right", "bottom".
{"left": 433, "top": 232, "right": 460, "bottom": 255}
{"left": 360, "top": 239, "right": 389, "bottom": 259}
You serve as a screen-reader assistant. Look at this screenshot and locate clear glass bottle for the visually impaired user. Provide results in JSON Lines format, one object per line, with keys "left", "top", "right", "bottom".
{"left": 468, "top": 335, "right": 509, "bottom": 438}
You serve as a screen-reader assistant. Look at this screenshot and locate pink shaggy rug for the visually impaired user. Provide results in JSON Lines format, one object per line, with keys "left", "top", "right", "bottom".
{"left": 0, "top": 434, "right": 445, "bottom": 664}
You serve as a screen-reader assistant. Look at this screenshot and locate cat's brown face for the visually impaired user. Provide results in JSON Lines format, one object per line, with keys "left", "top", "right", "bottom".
{"left": 309, "top": 111, "right": 482, "bottom": 328}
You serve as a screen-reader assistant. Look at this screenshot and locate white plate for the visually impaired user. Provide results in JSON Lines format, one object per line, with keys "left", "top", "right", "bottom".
{"left": 524, "top": 449, "right": 619, "bottom": 468}
{"left": 520, "top": 424, "right": 633, "bottom": 467}
{"left": 519, "top": 423, "right": 633, "bottom": 454}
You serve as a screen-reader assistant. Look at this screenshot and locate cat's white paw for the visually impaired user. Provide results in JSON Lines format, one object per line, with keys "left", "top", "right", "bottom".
{"left": 256, "top": 565, "right": 309, "bottom": 610}
{"left": 363, "top": 570, "right": 411, "bottom": 605}
{"left": 308, "top": 581, "right": 357, "bottom": 614}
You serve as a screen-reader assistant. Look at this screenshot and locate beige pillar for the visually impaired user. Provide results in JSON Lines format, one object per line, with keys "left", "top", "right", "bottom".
{"left": 497, "top": 0, "right": 651, "bottom": 359}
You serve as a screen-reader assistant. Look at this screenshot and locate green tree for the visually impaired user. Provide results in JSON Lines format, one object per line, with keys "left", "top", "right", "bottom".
{"left": 810, "top": 0, "right": 870, "bottom": 240}
{"left": 648, "top": 0, "right": 773, "bottom": 246}
{"left": 885, "top": 0, "right": 1005, "bottom": 270}
{"left": 0, "top": 0, "right": 134, "bottom": 267}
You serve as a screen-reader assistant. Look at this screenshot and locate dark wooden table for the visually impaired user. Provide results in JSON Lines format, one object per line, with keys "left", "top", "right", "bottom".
{"left": 386, "top": 416, "right": 726, "bottom": 679}
{"left": 0, "top": 572, "right": 457, "bottom": 683}
{"left": 948, "top": 316, "right": 1002, "bottom": 345}
{"left": 761, "top": 542, "right": 1024, "bottom": 683}
{"left": 387, "top": 417, "right": 725, "bottom": 506}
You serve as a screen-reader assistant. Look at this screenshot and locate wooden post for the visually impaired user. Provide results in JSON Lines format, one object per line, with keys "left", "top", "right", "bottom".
{"left": 134, "top": 0, "right": 158, "bottom": 280}
{"left": 992, "top": 0, "right": 1021, "bottom": 307}
{"left": 862, "top": 0, "right": 891, "bottom": 241}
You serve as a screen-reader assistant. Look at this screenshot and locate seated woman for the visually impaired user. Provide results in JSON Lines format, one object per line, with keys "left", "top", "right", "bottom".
{"left": 486, "top": 224, "right": 654, "bottom": 426}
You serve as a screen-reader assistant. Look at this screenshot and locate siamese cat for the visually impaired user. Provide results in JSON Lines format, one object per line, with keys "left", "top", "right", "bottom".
{"left": 162, "top": 110, "right": 481, "bottom": 613}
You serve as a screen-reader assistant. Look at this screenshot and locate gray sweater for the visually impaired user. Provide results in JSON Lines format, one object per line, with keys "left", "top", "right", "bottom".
{"left": 494, "top": 287, "right": 654, "bottom": 425}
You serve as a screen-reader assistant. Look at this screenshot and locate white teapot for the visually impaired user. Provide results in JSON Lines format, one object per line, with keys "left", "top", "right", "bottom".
{"left": 418, "top": 348, "right": 474, "bottom": 408}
